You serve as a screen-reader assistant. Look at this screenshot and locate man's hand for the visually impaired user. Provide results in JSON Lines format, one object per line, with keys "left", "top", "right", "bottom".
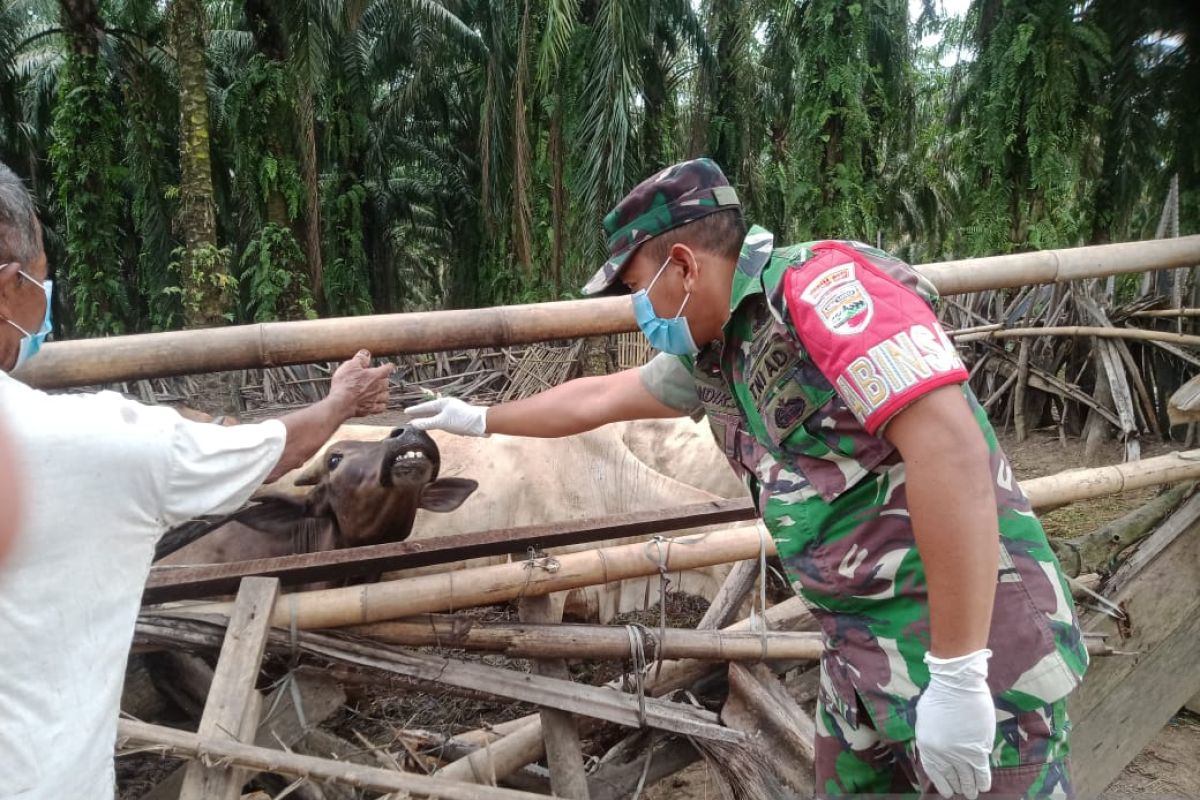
{"left": 405, "top": 397, "right": 489, "bottom": 437}
{"left": 266, "top": 350, "right": 393, "bottom": 482}
{"left": 915, "top": 649, "right": 995, "bottom": 799}
{"left": 329, "top": 349, "right": 394, "bottom": 417}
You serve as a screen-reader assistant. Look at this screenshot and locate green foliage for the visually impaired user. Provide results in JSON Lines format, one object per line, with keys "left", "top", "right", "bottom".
{"left": 48, "top": 50, "right": 128, "bottom": 335}
{"left": 322, "top": 180, "right": 373, "bottom": 316}
{"left": 165, "top": 242, "right": 234, "bottom": 328}
{"left": 240, "top": 223, "right": 316, "bottom": 322}
{"left": 0, "top": 0, "right": 1196, "bottom": 338}
{"left": 953, "top": 0, "right": 1107, "bottom": 254}
{"left": 223, "top": 55, "right": 305, "bottom": 224}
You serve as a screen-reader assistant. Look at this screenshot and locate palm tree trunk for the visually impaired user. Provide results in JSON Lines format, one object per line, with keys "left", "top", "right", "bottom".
{"left": 170, "top": 0, "right": 230, "bottom": 328}
{"left": 53, "top": 0, "right": 126, "bottom": 334}
{"left": 298, "top": 88, "right": 325, "bottom": 310}
{"left": 549, "top": 98, "right": 565, "bottom": 296}
{"left": 510, "top": 0, "right": 533, "bottom": 273}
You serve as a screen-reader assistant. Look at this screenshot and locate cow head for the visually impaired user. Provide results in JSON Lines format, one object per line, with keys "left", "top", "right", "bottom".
{"left": 235, "top": 426, "right": 477, "bottom": 549}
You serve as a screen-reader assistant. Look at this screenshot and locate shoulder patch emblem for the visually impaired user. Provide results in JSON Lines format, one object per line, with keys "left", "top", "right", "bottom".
{"left": 799, "top": 261, "right": 873, "bottom": 336}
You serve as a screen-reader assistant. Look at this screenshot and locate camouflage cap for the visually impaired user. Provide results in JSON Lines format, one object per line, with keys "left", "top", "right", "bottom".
{"left": 581, "top": 158, "right": 740, "bottom": 296}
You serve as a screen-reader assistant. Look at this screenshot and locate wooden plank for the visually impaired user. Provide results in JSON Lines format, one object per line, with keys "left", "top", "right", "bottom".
{"left": 722, "top": 663, "right": 815, "bottom": 797}
{"left": 179, "top": 577, "right": 280, "bottom": 800}
{"left": 143, "top": 498, "right": 759, "bottom": 603}
{"left": 297, "top": 632, "right": 745, "bottom": 744}
{"left": 226, "top": 692, "right": 263, "bottom": 798}
{"left": 434, "top": 596, "right": 819, "bottom": 786}
{"left": 517, "top": 595, "right": 590, "bottom": 799}
{"left": 697, "top": 555, "right": 760, "bottom": 630}
{"left": 117, "top": 719, "right": 553, "bottom": 800}
{"left": 135, "top": 613, "right": 743, "bottom": 744}
{"left": 586, "top": 736, "right": 699, "bottom": 800}
{"left": 140, "top": 671, "right": 346, "bottom": 800}
{"left": 1069, "top": 500, "right": 1200, "bottom": 797}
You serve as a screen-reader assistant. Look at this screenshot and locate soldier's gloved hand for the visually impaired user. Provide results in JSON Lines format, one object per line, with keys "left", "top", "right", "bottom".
{"left": 405, "top": 397, "right": 489, "bottom": 437}
{"left": 915, "top": 648, "right": 995, "bottom": 800}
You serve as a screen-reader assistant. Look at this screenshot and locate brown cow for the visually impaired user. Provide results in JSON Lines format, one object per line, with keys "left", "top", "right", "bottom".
{"left": 158, "top": 425, "right": 477, "bottom": 565}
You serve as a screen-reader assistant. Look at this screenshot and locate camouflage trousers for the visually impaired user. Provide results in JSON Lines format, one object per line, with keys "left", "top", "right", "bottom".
{"left": 814, "top": 692, "right": 1073, "bottom": 799}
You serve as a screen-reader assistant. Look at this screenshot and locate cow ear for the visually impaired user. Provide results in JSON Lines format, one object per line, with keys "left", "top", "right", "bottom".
{"left": 232, "top": 490, "right": 327, "bottom": 536}
{"left": 292, "top": 459, "right": 326, "bottom": 487}
{"left": 419, "top": 478, "right": 478, "bottom": 513}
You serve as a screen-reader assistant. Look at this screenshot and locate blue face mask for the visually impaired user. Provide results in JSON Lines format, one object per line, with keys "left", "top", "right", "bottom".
{"left": 5, "top": 271, "right": 52, "bottom": 370}
{"left": 631, "top": 257, "right": 699, "bottom": 356}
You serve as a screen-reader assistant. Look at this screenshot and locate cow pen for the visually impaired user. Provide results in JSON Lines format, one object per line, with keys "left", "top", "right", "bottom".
{"left": 37, "top": 235, "right": 1200, "bottom": 798}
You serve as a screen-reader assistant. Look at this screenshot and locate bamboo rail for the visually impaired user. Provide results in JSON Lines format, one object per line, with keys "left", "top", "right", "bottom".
{"left": 163, "top": 449, "right": 1200, "bottom": 629}
{"left": 353, "top": 617, "right": 827, "bottom": 661}
{"left": 145, "top": 449, "right": 1200, "bottom": 603}
{"left": 17, "top": 236, "right": 1200, "bottom": 389}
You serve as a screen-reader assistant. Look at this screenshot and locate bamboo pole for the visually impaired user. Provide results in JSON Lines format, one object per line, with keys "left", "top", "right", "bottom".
{"left": 1130, "top": 308, "right": 1200, "bottom": 318}
{"left": 166, "top": 450, "right": 1200, "bottom": 629}
{"left": 17, "top": 236, "right": 1200, "bottom": 390}
{"left": 350, "top": 615, "right": 1111, "bottom": 660}
{"left": 116, "top": 720, "right": 549, "bottom": 800}
{"left": 921, "top": 235, "right": 1200, "bottom": 296}
{"left": 352, "top": 617, "right": 826, "bottom": 661}
{"left": 954, "top": 325, "right": 1200, "bottom": 347}
{"left": 516, "top": 595, "right": 590, "bottom": 800}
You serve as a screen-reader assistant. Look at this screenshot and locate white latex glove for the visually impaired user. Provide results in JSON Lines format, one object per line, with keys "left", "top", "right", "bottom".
{"left": 405, "top": 397, "right": 489, "bottom": 437}
{"left": 915, "top": 648, "right": 995, "bottom": 800}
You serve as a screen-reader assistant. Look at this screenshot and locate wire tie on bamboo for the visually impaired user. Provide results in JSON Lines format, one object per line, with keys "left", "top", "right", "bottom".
{"left": 623, "top": 624, "right": 650, "bottom": 726}
{"left": 516, "top": 547, "right": 560, "bottom": 604}
{"left": 649, "top": 536, "right": 673, "bottom": 680}
{"left": 755, "top": 521, "right": 771, "bottom": 662}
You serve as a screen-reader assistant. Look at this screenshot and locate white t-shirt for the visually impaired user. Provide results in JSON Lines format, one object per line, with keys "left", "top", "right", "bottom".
{"left": 0, "top": 372, "right": 286, "bottom": 799}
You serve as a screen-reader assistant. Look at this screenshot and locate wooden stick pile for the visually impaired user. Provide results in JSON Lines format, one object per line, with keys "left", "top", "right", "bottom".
{"left": 118, "top": 449, "right": 1200, "bottom": 800}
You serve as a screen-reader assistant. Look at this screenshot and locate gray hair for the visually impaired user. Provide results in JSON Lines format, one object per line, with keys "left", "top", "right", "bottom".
{"left": 0, "top": 162, "right": 40, "bottom": 266}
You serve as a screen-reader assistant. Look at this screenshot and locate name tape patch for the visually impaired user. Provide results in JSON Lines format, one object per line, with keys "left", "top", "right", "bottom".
{"left": 835, "top": 323, "right": 965, "bottom": 422}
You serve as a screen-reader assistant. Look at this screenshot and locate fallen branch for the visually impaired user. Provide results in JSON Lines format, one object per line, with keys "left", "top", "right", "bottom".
{"left": 1129, "top": 308, "right": 1200, "bottom": 318}
{"left": 955, "top": 325, "right": 1200, "bottom": 347}
{"left": 139, "top": 616, "right": 745, "bottom": 744}
{"left": 116, "top": 720, "right": 548, "bottom": 800}
{"left": 1051, "top": 483, "right": 1197, "bottom": 576}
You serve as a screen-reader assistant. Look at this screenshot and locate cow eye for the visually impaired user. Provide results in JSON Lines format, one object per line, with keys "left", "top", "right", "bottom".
{"left": 327, "top": 453, "right": 343, "bottom": 470}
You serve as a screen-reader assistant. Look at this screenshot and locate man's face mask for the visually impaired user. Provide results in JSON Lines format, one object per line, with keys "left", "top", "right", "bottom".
{"left": 632, "top": 256, "right": 699, "bottom": 356}
{"left": 3, "top": 268, "right": 52, "bottom": 370}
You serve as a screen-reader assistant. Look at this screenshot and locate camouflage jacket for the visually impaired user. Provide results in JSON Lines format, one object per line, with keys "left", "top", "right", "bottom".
{"left": 640, "top": 226, "right": 1088, "bottom": 735}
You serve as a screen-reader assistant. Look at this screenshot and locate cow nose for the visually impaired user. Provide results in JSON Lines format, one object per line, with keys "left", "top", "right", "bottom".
{"left": 388, "top": 426, "right": 407, "bottom": 439}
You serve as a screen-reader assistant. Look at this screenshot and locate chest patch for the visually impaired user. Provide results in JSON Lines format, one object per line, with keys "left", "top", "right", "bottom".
{"left": 799, "top": 261, "right": 873, "bottom": 335}
{"left": 748, "top": 339, "right": 795, "bottom": 403}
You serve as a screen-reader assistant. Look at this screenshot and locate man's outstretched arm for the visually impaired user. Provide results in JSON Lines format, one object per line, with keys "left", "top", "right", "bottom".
{"left": 407, "top": 367, "right": 686, "bottom": 438}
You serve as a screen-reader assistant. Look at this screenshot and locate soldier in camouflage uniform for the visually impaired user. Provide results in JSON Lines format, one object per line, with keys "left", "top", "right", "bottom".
{"left": 407, "top": 159, "right": 1088, "bottom": 799}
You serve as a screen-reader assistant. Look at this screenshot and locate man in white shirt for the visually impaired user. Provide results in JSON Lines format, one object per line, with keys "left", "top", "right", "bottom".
{"left": 0, "top": 162, "right": 394, "bottom": 798}
{"left": 0, "top": 418, "right": 18, "bottom": 565}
